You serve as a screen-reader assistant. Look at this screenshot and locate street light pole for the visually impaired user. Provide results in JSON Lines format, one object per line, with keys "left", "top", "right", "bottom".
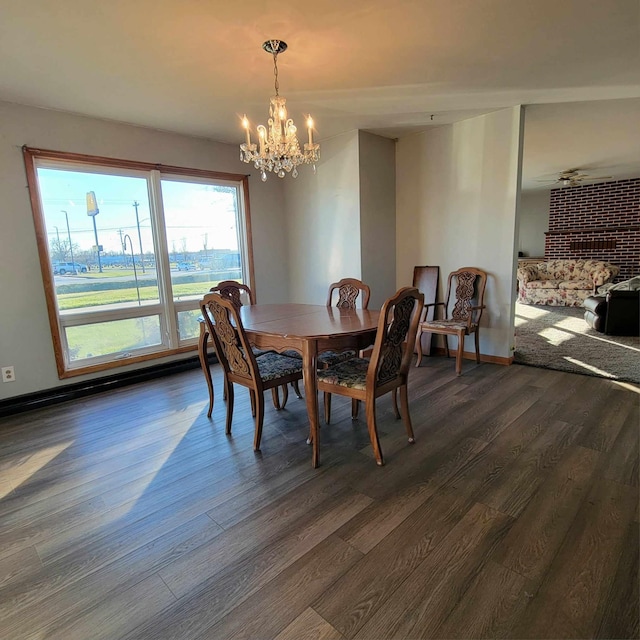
{"left": 133, "top": 201, "right": 145, "bottom": 273}
{"left": 86, "top": 191, "right": 103, "bottom": 273}
{"left": 61, "top": 211, "right": 76, "bottom": 272}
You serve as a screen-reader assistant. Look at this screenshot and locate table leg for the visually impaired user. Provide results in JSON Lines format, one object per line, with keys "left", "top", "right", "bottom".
{"left": 302, "top": 339, "right": 319, "bottom": 468}
{"left": 198, "top": 321, "right": 214, "bottom": 418}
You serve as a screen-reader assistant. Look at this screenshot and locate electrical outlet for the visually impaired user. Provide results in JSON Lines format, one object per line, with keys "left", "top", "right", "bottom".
{"left": 2, "top": 366, "right": 15, "bottom": 383}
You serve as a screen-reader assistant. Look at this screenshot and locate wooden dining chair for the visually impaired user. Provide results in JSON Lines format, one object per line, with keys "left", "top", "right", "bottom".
{"left": 415, "top": 267, "right": 487, "bottom": 376}
{"left": 317, "top": 286, "right": 424, "bottom": 466}
{"left": 199, "top": 280, "right": 299, "bottom": 418}
{"left": 200, "top": 293, "right": 304, "bottom": 450}
{"left": 286, "top": 277, "right": 372, "bottom": 420}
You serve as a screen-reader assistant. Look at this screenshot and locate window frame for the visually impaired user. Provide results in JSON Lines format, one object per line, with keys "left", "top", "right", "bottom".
{"left": 23, "top": 146, "right": 255, "bottom": 379}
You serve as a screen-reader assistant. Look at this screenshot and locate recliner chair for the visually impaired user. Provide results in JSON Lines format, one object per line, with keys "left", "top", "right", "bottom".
{"left": 583, "top": 290, "right": 640, "bottom": 336}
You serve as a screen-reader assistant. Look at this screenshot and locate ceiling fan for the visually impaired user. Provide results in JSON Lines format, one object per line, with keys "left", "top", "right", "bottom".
{"left": 537, "top": 168, "right": 614, "bottom": 187}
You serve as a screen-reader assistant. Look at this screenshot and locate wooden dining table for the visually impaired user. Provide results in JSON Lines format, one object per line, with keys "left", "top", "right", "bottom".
{"left": 199, "top": 303, "right": 380, "bottom": 467}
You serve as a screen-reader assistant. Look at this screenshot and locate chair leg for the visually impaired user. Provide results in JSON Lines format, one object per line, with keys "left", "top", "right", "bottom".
{"left": 271, "top": 387, "right": 281, "bottom": 410}
{"left": 253, "top": 392, "right": 266, "bottom": 451}
{"left": 324, "top": 392, "right": 332, "bottom": 424}
{"left": 474, "top": 328, "right": 481, "bottom": 364}
{"left": 444, "top": 335, "right": 450, "bottom": 358}
{"left": 225, "top": 384, "right": 234, "bottom": 435}
{"left": 352, "top": 398, "right": 360, "bottom": 420}
{"left": 415, "top": 327, "right": 424, "bottom": 367}
{"left": 199, "top": 328, "right": 215, "bottom": 418}
{"left": 280, "top": 383, "right": 289, "bottom": 410}
{"left": 399, "top": 384, "right": 415, "bottom": 443}
{"left": 250, "top": 389, "right": 256, "bottom": 417}
{"left": 365, "top": 398, "right": 384, "bottom": 466}
{"left": 291, "top": 380, "right": 303, "bottom": 398}
{"left": 391, "top": 388, "right": 400, "bottom": 419}
{"left": 455, "top": 331, "right": 464, "bottom": 376}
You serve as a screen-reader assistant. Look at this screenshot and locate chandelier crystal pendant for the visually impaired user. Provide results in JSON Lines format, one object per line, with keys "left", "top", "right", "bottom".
{"left": 240, "top": 40, "right": 319, "bottom": 181}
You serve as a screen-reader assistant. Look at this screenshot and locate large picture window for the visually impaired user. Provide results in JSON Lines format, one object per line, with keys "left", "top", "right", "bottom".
{"left": 24, "top": 148, "right": 254, "bottom": 378}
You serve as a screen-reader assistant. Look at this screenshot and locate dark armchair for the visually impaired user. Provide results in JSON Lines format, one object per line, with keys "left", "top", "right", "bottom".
{"left": 583, "top": 290, "right": 640, "bottom": 336}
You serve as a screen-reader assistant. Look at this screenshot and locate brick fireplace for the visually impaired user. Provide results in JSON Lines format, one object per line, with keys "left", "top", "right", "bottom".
{"left": 545, "top": 178, "right": 640, "bottom": 281}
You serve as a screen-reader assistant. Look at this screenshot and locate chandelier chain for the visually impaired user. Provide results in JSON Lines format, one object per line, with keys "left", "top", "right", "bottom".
{"left": 273, "top": 51, "right": 279, "bottom": 96}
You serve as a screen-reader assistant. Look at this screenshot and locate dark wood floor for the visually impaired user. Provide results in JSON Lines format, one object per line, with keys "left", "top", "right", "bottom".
{"left": 0, "top": 358, "right": 638, "bottom": 639}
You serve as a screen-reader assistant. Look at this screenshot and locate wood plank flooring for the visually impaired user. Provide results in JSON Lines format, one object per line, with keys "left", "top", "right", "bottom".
{"left": 0, "top": 359, "right": 638, "bottom": 639}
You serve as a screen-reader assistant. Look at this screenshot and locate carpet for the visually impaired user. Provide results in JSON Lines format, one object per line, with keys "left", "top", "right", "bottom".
{"left": 514, "top": 302, "right": 640, "bottom": 384}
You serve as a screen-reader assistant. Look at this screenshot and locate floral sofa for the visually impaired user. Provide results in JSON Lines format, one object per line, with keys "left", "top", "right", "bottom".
{"left": 517, "top": 259, "right": 620, "bottom": 306}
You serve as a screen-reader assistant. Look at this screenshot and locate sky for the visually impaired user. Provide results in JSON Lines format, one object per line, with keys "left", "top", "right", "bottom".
{"left": 37, "top": 166, "right": 240, "bottom": 258}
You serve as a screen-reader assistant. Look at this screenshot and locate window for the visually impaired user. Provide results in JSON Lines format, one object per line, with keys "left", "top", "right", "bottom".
{"left": 24, "top": 148, "right": 254, "bottom": 378}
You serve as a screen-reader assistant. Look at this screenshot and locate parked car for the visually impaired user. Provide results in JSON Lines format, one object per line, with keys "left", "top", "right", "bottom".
{"left": 177, "top": 262, "right": 195, "bottom": 271}
{"left": 53, "top": 261, "right": 89, "bottom": 275}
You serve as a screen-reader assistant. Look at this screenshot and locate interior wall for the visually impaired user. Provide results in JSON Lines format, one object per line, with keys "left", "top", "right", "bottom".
{"left": 518, "top": 190, "right": 550, "bottom": 257}
{"left": 284, "top": 131, "right": 361, "bottom": 305}
{"left": 358, "top": 131, "right": 397, "bottom": 308}
{"left": 0, "top": 101, "right": 288, "bottom": 399}
{"left": 396, "top": 106, "right": 524, "bottom": 360}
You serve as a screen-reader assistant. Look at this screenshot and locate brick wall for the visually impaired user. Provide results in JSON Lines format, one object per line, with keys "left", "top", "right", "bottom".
{"left": 545, "top": 178, "right": 640, "bottom": 281}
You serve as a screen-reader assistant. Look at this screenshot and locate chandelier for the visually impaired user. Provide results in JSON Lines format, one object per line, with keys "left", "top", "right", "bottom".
{"left": 240, "top": 40, "right": 319, "bottom": 181}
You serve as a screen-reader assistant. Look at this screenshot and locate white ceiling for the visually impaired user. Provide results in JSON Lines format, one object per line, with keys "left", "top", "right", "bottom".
{"left": 1, "top": 0, "right": 639, "bottom": 190}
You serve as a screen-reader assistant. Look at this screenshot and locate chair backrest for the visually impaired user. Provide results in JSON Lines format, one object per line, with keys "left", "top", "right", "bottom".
{"left": 444, "top": 267, "right": 487, "bottom": 323}
{"left": 326, "top": 278, "right": 371, "bottom": 309}
{"left": 200, "top": 292, "right": 258, "bottom": 384}
{"left": 367, "top": 287, "right": 424, "bottom": 388}
{"left": 209, "top": 280, "right": 255, "bottom": 309}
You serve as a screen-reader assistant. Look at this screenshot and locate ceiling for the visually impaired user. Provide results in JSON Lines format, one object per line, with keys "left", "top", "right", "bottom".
{"left": 1, "top": 0, "right": 639, "bottom": 190}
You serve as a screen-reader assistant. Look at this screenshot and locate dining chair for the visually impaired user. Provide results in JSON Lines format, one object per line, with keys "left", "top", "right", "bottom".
{"left": 200, "top": 293, "right": 304, "bottom": 450}
{"left": 199, "top": 280, "right": 299, "bottom": 418}
{"left": 285, "top": 277, "right": 372, "bottom": 420}
{"left": 316, "top": 286, "right": 424, "bottom": 466}
{"left": 415, "top": 267, "right": 487, "bottom": 376}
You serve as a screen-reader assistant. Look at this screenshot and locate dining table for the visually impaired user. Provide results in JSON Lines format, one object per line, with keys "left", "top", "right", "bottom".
{"left": 199, "top": 303, "right": 380, "bottom": 467}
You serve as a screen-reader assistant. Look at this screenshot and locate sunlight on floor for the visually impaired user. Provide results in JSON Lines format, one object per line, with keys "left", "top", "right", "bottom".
{"left": 538, "top": 327, "right": 575, "bottom": 346}
{"left": 515, "top": 304, "right": 550, "bottom": 327}
{"left": 613, "top": 381, "right": 640, "bottom": 394}
{"left": 563, "top": 357, "right": 616, "bottom": 379}
{"left": 0, "top": 441, "right": 73, "bottom": 498}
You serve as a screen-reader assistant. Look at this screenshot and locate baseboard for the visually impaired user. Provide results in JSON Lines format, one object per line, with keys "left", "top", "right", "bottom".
{"left": 429, "top": 347, "right": 513, "bottom": 366}
{"left": 0, "top": 356, "right": 204, "bottom": 418}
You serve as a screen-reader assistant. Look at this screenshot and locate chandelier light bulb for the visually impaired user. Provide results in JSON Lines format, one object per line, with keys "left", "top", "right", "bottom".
{"left": 238, "top": 40, "right": 319, "bottom": 180}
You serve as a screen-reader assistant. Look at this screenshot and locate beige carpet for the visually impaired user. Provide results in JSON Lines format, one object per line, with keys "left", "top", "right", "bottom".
{"left": 514, "top": 302, "right": 640, "bottom": 384}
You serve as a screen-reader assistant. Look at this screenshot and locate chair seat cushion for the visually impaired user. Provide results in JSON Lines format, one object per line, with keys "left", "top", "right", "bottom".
{"left": 256, "top": 352, "right": 303, "bottom": 382}
{"left": 282, "top": 349, "right": 356, "bottom": 367}
{"left": 422, "top": 319, "right": 473, "bottom": 332}
{"left": 317, "top": 357, "right": 370, "bottom": 390}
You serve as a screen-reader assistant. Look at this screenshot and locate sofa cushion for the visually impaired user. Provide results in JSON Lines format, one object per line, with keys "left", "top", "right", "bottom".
{"left": 559, "top": 279, "right": 593, "bottom": 290}
{"left": 527, "top": 279, "right": 561, "bottom": 289}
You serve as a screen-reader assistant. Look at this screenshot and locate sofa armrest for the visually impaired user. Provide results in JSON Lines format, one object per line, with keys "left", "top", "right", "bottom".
{"left": 591, "top": 263, "right": 621, "bottom": 287}
{"left": 517, "top": 265, "right": 539, "bottom": 283}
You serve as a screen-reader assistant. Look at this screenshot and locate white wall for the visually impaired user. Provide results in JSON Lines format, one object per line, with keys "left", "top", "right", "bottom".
{"left": 284, "top": 131, "right": 362, "bottom": 305}
{"left": 396, "top": 107, "right": 524, "bottom": 359}
{"left": 0, "top": 101, "right": 287, "bottom": 399}
{"left": 359, "top": 132, "right": 397, "bottom": 309}
{"left": 518, "top": 190, "right": 550, "bottom": 257}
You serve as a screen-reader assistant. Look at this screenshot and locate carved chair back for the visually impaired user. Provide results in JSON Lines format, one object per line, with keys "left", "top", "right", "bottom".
{"left": 444, "top": 267, "right": 487, "bottom": 326}
{"left": 209, "top": 280, "right": 255, "bottom": 310}
{"left": 326, "top": 278, "right": 371, "bottom": 309}
{"left": 367, "top": 287, "right": 424, "bottom": 389}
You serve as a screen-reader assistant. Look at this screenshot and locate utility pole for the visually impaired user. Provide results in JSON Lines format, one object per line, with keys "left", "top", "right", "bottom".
{"left": 61, "top": 211, "right": 76, "bottom": 272}
{"left": 133, "top": 201, "right": 145, "bottom": 273}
